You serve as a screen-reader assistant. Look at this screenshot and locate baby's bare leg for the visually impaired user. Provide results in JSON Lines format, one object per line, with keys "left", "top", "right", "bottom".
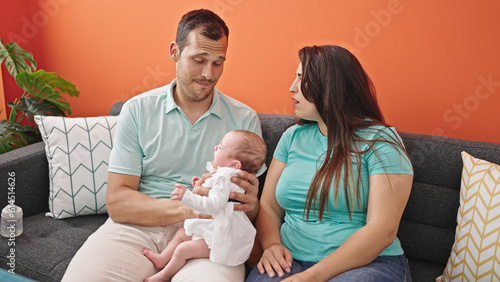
{"left": 142, "top": 227, "right": 191, "bottom": 269}
{"left": 144, "top": 239, "right": 210, "bottom": 282}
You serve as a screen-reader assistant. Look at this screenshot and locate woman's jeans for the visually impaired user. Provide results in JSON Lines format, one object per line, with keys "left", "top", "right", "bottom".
{"left": 246, "top": 254, "right": 411, "bottom": 282}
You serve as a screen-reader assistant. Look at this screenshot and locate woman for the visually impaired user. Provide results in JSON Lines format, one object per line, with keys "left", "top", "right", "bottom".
{"left": 246, "top": 45, "right": 414, "bottom": 281}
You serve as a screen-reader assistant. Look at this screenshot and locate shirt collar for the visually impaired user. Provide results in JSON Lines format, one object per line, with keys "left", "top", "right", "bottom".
{"left": 164, "top": 78, "right": 222, "bottom": 119}
{"left": 209, "top": 88, "right": 223, "bottom": 119}
{"left": 165, "top": 79, "right": 179, "bottom": 114}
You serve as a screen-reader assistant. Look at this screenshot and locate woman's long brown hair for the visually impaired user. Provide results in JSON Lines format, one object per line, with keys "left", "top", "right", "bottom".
{"left": 300, "top": 45, "right": 406, "bottom": 221}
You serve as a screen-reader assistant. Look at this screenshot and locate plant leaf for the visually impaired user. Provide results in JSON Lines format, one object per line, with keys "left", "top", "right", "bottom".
{"left": 0, "top": 120, "right": 41, "bottom": 154}
{"left": 15, "top": 70, "right": 80, "bottom": 115}
{"left": 0, "top": 39, "right": 37, "bottom": 78}
{"left": 8, "top": 103, "right": 18, "bottom": 123}
{"left": 8, "top": 97, "right": 66, "bottom": 124}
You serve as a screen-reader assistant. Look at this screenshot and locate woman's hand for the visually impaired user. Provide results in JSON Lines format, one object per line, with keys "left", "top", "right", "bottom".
{"left": 281, "top": 271, "right": 316, "bottom": 282}
{"left": 230, "top": 170, "right": 259, "bottom": 220}
{"left": 257, "top": 243, "right": 293, "bottom": 278}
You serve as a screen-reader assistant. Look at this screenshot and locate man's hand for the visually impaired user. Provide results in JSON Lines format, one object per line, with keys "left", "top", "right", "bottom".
{"left": 230, "top": 170, "right": 259, "bottom": 221}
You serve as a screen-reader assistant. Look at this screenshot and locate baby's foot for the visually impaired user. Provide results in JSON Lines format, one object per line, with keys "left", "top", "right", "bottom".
{"left": 142, "top": 249, "right": 170, "bottom": 269}
{"left": 144, "top": 271, "right": 171, "bottom": 282}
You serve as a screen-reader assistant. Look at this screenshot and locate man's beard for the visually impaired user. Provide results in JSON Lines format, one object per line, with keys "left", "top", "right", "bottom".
{"left": 181, "top": 79, "right": 215, "bottom": 102}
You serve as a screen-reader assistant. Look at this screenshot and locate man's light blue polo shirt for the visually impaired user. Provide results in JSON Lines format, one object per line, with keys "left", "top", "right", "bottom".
{"left": 108, "top": 79, "right": 263, "bottom": 199}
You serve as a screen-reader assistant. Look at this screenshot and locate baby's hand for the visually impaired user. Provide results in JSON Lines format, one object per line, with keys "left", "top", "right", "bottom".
{"left": 171, "top": 184, "right": 188, "bottom": 201}
{"left": 191, "top": 176, "right": 200, "bottom": 187}
{"left": 192, "top": 172, "right": 214, "bottom": 196}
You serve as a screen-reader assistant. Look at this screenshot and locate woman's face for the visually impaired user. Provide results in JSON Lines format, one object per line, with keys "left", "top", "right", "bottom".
{"left": 289, "top": 63, "right": 322, "bottom": 123}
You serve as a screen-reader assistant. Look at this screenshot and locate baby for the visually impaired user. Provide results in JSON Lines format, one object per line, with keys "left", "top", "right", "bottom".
{"left": 142, "top": 130, "right": 267, "bottom": 282}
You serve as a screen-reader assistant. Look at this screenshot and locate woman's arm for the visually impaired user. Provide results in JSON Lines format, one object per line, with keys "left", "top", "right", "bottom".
{"left": 283, "top": 173, "right": 413, "bottom": 282}
{"left": 255, "top": 158, "right": 293, "bottom": 278}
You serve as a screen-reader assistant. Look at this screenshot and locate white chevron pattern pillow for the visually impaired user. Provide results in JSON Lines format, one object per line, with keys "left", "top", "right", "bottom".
{"left": 35, "top": 115, "right": 118, "bottom": 219}
{"left": 437, "top": 151, "right": 500, "bottom": 281}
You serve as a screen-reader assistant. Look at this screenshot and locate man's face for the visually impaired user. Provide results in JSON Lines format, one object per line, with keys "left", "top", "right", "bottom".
{"left": 173, "top": 29, "right": 228, "bottom": 103}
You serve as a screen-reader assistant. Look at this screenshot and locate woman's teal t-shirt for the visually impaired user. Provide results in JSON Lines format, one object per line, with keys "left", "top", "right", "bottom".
{"left": 274, "top": 123, "right": 413, "bottom": 262}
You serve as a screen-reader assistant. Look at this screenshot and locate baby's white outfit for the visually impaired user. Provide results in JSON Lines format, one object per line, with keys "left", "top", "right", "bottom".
{"left": 180, "top": 162, "right": 257, "bottom": 266}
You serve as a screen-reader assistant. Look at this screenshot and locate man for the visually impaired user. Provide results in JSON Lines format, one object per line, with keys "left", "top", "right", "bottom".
{"left": 62, "top": 9, "right": 262, "bottom": 282}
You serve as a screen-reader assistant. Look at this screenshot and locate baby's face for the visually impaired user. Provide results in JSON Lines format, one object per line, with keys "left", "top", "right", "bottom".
{"left": 212, "top": 131, "right": 240, "bottom": 168}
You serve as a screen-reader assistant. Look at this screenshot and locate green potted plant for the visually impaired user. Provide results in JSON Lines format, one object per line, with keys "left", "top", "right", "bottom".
{"left": 0, "top": 38, "right": 79, "bottom": 154}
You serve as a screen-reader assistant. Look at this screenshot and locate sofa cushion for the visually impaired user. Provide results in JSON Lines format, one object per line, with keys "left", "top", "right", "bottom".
{"left": 407, "top": 258, "right": 447, "bottom": 282}
{"left": 0, "top": 213, "right": 108, "bottom": 282}
{"left": 437, "top": 152, "right": 500, "bottom": 281}
{"left": 34, "top": 115, "right": 118, "bottom": 219}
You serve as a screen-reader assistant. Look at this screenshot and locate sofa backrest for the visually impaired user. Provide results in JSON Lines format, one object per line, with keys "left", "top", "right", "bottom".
{"left": 112, "top": 103, "right": 500, "bottom": 266}
{"left": 397, "top": 132, "right": 500, "bottom": 265}
{"left": 110, "top": 101, "right": 124, "bottom": 116}
{"left": 256, "top": 112, "right": 500, "bottom": 266}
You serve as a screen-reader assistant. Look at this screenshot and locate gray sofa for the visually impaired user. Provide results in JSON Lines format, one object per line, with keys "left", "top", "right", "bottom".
{"left": 1, "top": 102, "right": 499, "bottom": 282}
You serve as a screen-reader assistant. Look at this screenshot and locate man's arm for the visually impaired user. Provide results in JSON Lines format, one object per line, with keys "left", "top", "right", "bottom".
{"left": 106, "top": 172, "right": 197, "bottom": 226}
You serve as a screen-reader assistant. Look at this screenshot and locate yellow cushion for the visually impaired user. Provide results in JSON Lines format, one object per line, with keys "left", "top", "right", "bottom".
{"left": 436, "top": 151, "right": 500, "bottom": 281}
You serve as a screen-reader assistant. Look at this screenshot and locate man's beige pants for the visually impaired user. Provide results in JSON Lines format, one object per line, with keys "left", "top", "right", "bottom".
{"left": 61, "top": 218, "right": 245, "bottom": 282}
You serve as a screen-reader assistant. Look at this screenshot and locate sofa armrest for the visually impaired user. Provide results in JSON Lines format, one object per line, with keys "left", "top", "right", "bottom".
{"left": 0, "top": 142, "right": 50, "bottom": 217}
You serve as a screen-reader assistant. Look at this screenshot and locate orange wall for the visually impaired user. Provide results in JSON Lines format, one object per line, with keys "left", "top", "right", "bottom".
{"left": 1, "top": 0, "right": 499, "bottom": 143}
{"left": 0, "top": 0, "right": 42, "bottom": 120}
{"left": 0, "top": 66, "right": 5, "bottom": 120}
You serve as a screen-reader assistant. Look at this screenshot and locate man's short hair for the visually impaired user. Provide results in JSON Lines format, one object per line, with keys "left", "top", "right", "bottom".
{"left": 176, "top": 9, "right": 229, "bottom": 54}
